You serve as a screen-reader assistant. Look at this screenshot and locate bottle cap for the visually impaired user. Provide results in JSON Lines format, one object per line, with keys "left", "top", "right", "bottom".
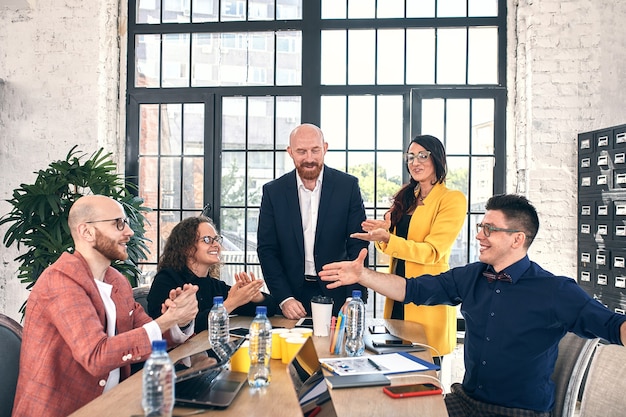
{"left": 351, "top": 290, "right": 361, "bottom": 298}
{"left": 255, "top": 306, "right": 267, "bottom": 315}
{"left": 151, "top": 339, "right": 167, "bottom": 352}
{"left": 213, "top": 296, "right": 224, "bottom": 304}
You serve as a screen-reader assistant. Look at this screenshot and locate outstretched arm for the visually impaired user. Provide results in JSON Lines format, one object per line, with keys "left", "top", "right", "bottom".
{"left": 319, "top": 248, "right": 407, "bottom": 302}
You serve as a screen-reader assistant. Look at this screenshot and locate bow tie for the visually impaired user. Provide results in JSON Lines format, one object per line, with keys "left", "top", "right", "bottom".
{"left": 483, "top": 270, "right": 512, "bottom": 283}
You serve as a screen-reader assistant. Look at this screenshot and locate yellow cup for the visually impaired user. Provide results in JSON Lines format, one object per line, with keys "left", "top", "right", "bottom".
{"left": 271, "top": 328, "right": 290, "bottom": 360}
{"left": 291, "top": 327, "right": 313, "bottom": 338}
{"left": 280, "top": 332, "right": 299, "bottom": 364}
{"left": 230, "top": 341, "right": 250, "bottom": 373}
{"left": 285, "top": 337, "right": 307, "bottom": 363}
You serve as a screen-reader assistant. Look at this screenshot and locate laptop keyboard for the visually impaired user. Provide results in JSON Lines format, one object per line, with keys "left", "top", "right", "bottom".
{"left": 177, "top": 369, "right": 222, "bottom": 400}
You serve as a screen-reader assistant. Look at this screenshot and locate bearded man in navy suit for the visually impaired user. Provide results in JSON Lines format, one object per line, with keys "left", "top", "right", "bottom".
{"left": 257, "top": 123, "right": 369, "bottom": 319}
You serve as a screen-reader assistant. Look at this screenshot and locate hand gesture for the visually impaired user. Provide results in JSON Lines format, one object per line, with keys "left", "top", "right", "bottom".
{"left": 224, "top": 272, "right": 265, "bottom": 311}
{"left": 281, "top": 298, "right": 307, "bottom": 320}
{"left": 319, "top": 248, "right": 367, "bottom": 289}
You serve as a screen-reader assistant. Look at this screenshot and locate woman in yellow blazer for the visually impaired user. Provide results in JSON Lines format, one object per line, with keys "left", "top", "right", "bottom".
{"left": 353, "top": 135, "right": 466, "bottom": 362}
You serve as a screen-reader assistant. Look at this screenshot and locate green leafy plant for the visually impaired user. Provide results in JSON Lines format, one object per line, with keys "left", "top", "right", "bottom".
{"left": 0, "top": 146, "right": 151, "bottom": 313}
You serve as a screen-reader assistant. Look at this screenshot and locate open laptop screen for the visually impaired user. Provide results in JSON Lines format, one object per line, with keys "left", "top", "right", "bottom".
{"left": 174, "top": 338, "right": 244, "bottom": 382}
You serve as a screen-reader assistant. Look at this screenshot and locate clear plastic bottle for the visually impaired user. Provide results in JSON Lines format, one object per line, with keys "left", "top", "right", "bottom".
{"left": 142, "top": 340, "right": 175, "bottom": 417}
{"left": 344, "top": 290, "right": 366, "bottom": 357}
{"left": 208, "top": 295, "right": 229, "bottom": 349}
{"left": 247, "top": 305, "right": 272, "bottom": 387}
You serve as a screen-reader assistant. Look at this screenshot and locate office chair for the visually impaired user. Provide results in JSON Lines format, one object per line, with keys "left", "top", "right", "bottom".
{"left": 132, "top": 286, "right": 150, "bottom": 312}
{"left": 550, "top": 332, "right": 599, "bottom": 417}
{"left": 578, "top": 343, "right": 626, "bottom": 417}
{"left": 0, "top": 313, "right": 23, "bottom": 417}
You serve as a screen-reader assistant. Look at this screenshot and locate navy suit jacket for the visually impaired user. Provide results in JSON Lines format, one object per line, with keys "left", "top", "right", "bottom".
{"left": 257, "top": 165, "right": 369, "bottom": 314}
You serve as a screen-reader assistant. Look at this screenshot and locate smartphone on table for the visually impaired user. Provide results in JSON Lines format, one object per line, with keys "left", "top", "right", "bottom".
{"left": 382, "top": 383, "right": 443, "bottom": 398}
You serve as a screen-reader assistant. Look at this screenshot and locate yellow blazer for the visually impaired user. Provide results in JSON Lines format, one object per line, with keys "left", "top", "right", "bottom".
{"left": 376, "top": 182, "right": 466, "bottom": 356}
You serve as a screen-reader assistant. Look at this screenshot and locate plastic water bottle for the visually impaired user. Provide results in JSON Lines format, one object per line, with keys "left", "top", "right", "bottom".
{"left": 248, "top": 306, "right": 272, "bottom": 387}
{"left": 142, "top": 340, "right": 174, "bottom": 417}
{"left": 344, "top": 290, "right": 366, "bottom": 356}
{"left": 208, "top": 296, "right": 229, "bottom": 348}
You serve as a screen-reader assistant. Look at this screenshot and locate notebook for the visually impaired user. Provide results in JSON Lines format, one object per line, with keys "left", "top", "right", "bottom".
{"left": 286, "top": 337, "right": 336, "bottom": 415}
{"left": 174, "top": 338, "right": 247, "bottom": 408}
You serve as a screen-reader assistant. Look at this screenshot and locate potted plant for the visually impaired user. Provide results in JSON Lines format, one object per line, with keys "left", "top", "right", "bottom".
{"left": 0, "top": 146, "right": 151, "bottom": 314}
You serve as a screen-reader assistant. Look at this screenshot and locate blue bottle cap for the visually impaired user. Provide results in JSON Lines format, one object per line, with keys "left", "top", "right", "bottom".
{"left": 255, "top": 306, "right": 267, "bottom": 315}
{"left": 151, "top": 339, "right": 167, "bottom": 352}
{"left": 352, "top": 290, "right": 361, "bottom": 298}
{"left": 213, "top": 296, "right": 224, "bottom": 304}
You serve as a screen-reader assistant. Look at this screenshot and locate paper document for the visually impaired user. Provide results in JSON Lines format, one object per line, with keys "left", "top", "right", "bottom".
{"left": 319, "top": 352, "right": 438, "bottom": 376}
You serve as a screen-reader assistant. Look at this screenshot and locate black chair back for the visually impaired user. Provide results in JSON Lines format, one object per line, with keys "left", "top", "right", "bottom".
{"left": 0, "top": 314, "right": 23, "bottom": 417}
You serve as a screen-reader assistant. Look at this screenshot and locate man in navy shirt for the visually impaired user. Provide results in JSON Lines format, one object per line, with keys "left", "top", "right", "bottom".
{"left": 320, "top": 194, "right": 626, "bottom": 417}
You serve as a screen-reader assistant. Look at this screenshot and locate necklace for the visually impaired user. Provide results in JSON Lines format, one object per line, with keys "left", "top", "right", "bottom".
{"left": 414, "top": 184, "right": 431, "bottom": 202}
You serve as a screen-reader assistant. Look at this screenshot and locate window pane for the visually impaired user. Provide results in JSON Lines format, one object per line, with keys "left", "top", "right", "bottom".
{"left": 377, "top": 29, "right": 404, "bottom": 85}
{"left": 142, "top": 212, "right": 159, "bottom": 263}
{"left": 276, "top": 97, "right": 301, "bottom": 149}
{"left": 321, "top": 0, "right": 346, "bottom": 19}
{"left": 161, "top": 104, "right": 182, "bottom": 155}
{"left": 348, "top": 96, "right": 375, "bottom": 150}
{"left": 348, "top": 0, "right": 374, "bottom": 18}
{"left": 191, "top": 33, "right": 218, "bottom": 87}
{"left": 248, "top": 32, "right": 274, "bottom": 85}
{"left": 376, "top": 152, "right": 403, "bottom": 205}
{"left": 182, "top": 157, "right": 204, "bottom": 209}
{"left": 325, "top": 151, "right": 346, "bottom": 171}
{"left": 222, "top": 97, "right": 246, "bottom": 150}
{"left": 139, "top": 157, "right": 159, "bottom": 208}
{"left": 450, "top": 219, "right": 468, "bottom": 268}
{"left": 348, "top": 30, "right": 375, "bottom": 85}
{"left": 446, "top": 99, "right": 470, "bottom": 154}
{"left": 347, "top": 151, "right": 375, "bottom": 204}
{"left": 469, "top": 0, "right": 498, "bottom": 17}
{"left": 192, "top": 0, "right": 218, "bottom": 22}
{"left": 220, "top": 207, "right": 246, "bottom": 284}
{"left": 220, "top": 33, "right": 248, "bottom": 85}
{"left": 248, "top": 153, "right": 269, "bottom": 205}
{"left": 436, "top": 28, "right": 467, "bottom": 84}
{"left": 137, "top": 0, "right": 160, "bottom": 24}
{"left": 437, "top": 0, "right": 467, "bottom": 17}
{"left": 406, "top": 29, "right": 435, "bottom": 84}
{"left": 221, "top": 0, "right": 246, "bottom": 21}
{"left": 249, "top": 0, "right": 274, "bottom": 20}
{"left": 139, "top": 104, "right": 159, "bottom": 154}
{"left": 136, "top": 34, "right": 161, "bottom": 87}
{"left": 447, "top": 156, "right": 469, "bottom": 195}
{"left": 377, "top": 0, "right": 404, "bottom": 18}
{"left": 472, "top": 99, "right": 495, "bottom": 154}
{"left": 407, "top": 0, "right": 434, "bottom": 17}
{"left": 276, "top": 31, "right": 302, "bottom": 86}
{"left": 470, "top": 156, "right": 495, "bottom": 208}
{"left": 468, "top": 27, "right": 498, "bottom": 85}
{"left": 321, "top": 30, "right": 346, "bottom": 85}
{"left": 221, "top": 152, "right": 246, "bottom": 206}
{"left": 276, "top": 150, "right": 291, "bottom": 177}
{"left": 277, "top": 0, "right": 302, "bottom": 19}
{"left": 248, "top": 97, "right": 274, "bottom": 150}
{"left": 162, "top": 34, "right": 190, "bottom": 87}
{"left": 321, "top": 95, "right": 347, "bottom": 150}
{"left": 377, "top": 95, "right": 403, "bottom": 150}
{"left": 162, "top": 0, "right": 190, "bottom": 23}
{"left": 160, "top": 157, "right": 182, "bottom": 209}
{"left": 422, "top": 99, "right": 444, "bottom": 140}
{"left": 160, "top": 211, "right": 181, "bottom": 252}
{"left": 183, "top": 103, "right": 204, "bottom": 155}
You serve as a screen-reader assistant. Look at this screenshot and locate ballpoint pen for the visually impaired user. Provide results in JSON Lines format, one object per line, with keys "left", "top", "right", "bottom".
{"left": 367, "top": 357, "right": 382, "bottom": 371}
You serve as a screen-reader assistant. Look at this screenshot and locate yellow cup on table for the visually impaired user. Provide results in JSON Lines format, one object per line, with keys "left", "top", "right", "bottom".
{"left": 230, "top": 341, "right": 250, "bottom": 373}
{"left": 290, "top": 327, "right": 313, "bottom": 338}
{"left": 280, "top": 332, "right": 299, "bottom": 364}
{"left": 271, "top": 328, "right": 290, "bottom": 360}
{"left": 285, "top": 336, "right": 307, "bottom": 363}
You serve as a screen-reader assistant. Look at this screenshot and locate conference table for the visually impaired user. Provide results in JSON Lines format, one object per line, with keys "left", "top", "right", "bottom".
{"left": 68, "top": 317, "right": 448, "bottom": 417}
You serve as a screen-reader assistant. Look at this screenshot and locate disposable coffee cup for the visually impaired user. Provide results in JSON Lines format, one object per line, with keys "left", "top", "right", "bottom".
{"left": 311, "top": 296, "right": 333, "bottom": 337}
{"left": 230, "top": 341, "right": 250, "bottom": 373}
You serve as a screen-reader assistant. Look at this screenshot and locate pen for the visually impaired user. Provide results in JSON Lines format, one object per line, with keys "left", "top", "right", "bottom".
{"left": 367, "top": 357, "right": 382, "bottom": 371}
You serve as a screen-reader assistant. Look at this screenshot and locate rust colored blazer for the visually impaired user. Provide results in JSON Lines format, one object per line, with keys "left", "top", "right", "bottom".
{"left": 12, "top": 251, "right": 171, "bottom": 417}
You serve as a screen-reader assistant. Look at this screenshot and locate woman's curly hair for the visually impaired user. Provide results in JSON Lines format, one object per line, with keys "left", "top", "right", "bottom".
{"left": 157, "top": 216, "right": 221, "bottom": 278}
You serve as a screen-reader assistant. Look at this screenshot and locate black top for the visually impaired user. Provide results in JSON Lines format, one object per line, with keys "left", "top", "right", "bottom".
{"left": 147, "top": 267, "right": 278, "bottom": 333}
{"left": 391, "top": 213, "right": 412, "bottom": 320}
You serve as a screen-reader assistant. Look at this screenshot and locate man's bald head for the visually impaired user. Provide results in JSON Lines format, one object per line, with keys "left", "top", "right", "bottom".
{"left": 68, "top": 195, "right": 124, "bottom": 239}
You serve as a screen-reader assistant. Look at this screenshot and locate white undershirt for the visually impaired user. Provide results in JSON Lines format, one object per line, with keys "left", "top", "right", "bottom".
{"left": 296, "top": 167, "right": 324, "bottom": 276}
{"left": 94, "top": 279, "right": 120, "bottom": 393}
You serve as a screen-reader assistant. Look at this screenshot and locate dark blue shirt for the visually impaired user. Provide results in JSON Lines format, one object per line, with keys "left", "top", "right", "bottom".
{"left": 404, "top": 255, "right": 626, "bottom": 412}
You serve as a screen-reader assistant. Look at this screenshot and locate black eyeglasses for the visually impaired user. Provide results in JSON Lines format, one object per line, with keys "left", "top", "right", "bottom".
{"left": 476, "top": 223, "right": 522, "bottom": 237}
{"left": 199, "top": 235, "right": 223, "bottom": 245}
{"left": 404, "top": 151, "right": 431, "bottom": 164}
{"left": 85, "top": 217, "right": 129, "bottom": 231}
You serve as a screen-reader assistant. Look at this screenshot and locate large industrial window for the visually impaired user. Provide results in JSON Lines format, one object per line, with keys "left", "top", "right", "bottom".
{"left": 126, "top": 0, "right": 507, "bottom": 317}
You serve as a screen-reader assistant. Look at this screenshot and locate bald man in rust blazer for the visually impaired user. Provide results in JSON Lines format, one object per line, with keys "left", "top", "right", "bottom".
{"left": 12, "top": 196, "right": 199, "bottom": 417}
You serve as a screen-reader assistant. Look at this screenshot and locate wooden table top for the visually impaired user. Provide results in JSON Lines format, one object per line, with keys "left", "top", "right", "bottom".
{"left": 68, "top": 317, "right": 448, "bottom": 417}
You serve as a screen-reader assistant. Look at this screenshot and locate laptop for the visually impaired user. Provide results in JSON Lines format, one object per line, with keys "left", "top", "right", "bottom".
{"left": 173, "top": 338, "right": 247, "bottom": 408}
{"left": 287, "top": 337, "right": 337, "bottom": 416}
